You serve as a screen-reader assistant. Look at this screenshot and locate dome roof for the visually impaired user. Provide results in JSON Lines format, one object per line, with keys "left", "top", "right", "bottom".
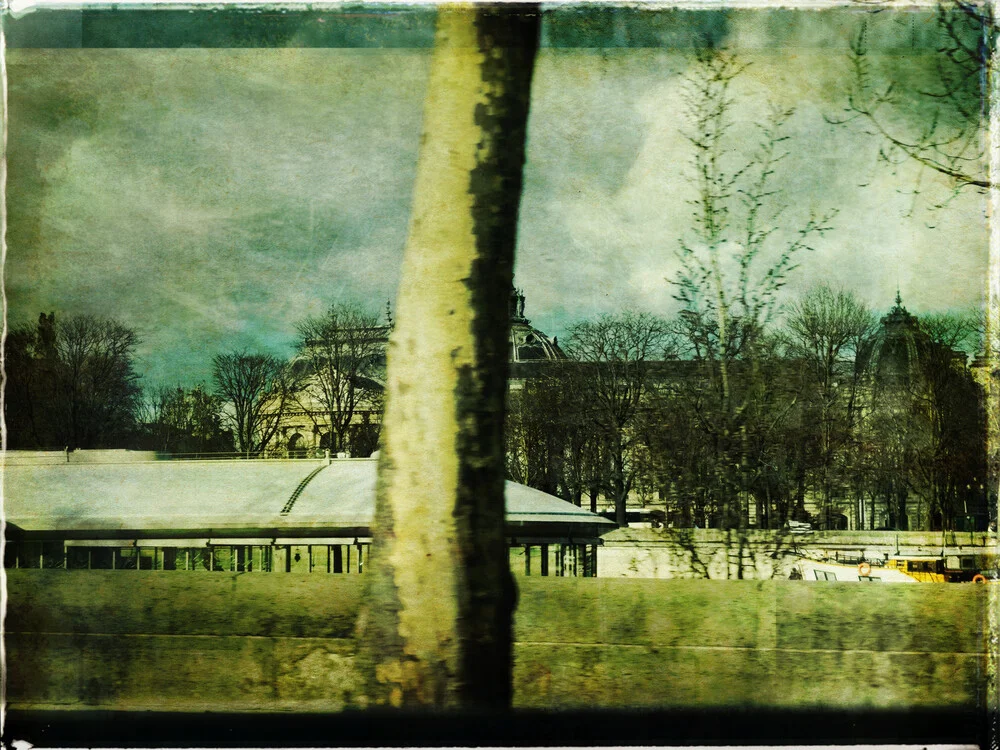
{"left": 508, "top": 288, "right": 565, "bottom": 363}
{"left": 870, "top": 294, "right": 926, "bottom": 391}
{"left": 3, "top": 457, "right": 613, "bottom": 540}
{"left": 290, "top": 290, "right": 562, "bottom": 369}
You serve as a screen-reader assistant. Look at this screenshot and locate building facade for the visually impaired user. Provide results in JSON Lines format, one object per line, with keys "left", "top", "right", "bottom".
{"left": 271, "top": 287, "right": 564, "bottom": 458}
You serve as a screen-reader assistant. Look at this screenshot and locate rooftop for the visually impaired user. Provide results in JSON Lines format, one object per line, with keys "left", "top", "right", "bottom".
{"left": 3, "top": 455, "right": 613, "bottom": 542}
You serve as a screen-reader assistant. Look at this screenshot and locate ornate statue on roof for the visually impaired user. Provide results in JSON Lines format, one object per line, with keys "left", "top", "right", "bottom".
{"left": 881, "top": 289, "right": 917, "bottom": 329}
{"left": 509, "top": 287, "right": 527, "bottom": 323}
{"left": 508, "top": 283, "right": 564, "bottom": 363}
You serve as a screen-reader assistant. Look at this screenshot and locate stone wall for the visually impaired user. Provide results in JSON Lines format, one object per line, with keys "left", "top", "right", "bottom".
{"left": 6, "top": 571, "right": 991, "bottom": 711}
{"left": 598, "top": 528, "right": 998, "bottom": 579}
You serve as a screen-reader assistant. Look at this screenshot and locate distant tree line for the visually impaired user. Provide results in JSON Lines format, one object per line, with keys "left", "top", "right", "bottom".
{"left": 137, "top": 383, "right": 232, "bottom": 454}
{"left": 506, "top": 289, "right": 988, "bottom": 533}
{"left": 4, "top": 303, "right": 385, "bottom": 460}
{"left": 5, "top": 313, "right": 231, "bottom": 454}
{"left": 6, "top": 313, "right": 144, "bottom": 450}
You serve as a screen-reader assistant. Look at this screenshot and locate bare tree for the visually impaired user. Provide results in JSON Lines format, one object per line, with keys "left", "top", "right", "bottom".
{"left": 57, "top": 316, "right": 144, "bottom": 449}
{"left": 833, "top": 4, "right": 992, "bottom": 192}
{"left": 211, "top": 350, "right": 299, "bottom": 457}
{"left": 141, "top": 384, "right": 231, "bottom": 454}
{"left": 918, "top": 308, "right": 983, "bottom": 354}
{"left": 5, "top": 313, "right": 143, "bottom": 450}
{"left": 673, "top": 47, "right": 837, "bottom": 378}
{"left": 505, "top": 378, "right": 564, "bottom": 496}
{"left": 785, "top": 285, "right": 878, "bottom": 527}
{"left": 142, "top": 385, "right": 183, "bottom": 452}
{"left": 5, "top": 321, "right": 49, "bottom": 448}
{"left": 669, "top": 45, "right": 836, "bottom": 531}
{"left": 294, "top": 303, "right": 386, "bottom": 455}
{"left": 506, "top": 366, "right": 607, "bottom": 511}
{"left": 831, "top": 9, "right": 996, "bottom": 529}
{"left": 910, "top": 309, "right": 987, "bottom": 529}
{"left": 563, "top": 311, "right": 672, "bottom": 527}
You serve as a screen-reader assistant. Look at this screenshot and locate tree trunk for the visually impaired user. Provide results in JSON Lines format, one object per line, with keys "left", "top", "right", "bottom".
{"left": 355, "top": 5, "right": 539, "bottom": 709}
{"left": 613, "top": 435, "right": 628, "bottom": 527}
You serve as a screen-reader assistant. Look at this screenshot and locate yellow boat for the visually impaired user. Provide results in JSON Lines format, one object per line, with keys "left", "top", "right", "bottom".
{"left": 884, "top": 557, "right": 946, "bottom": 582}
{"left": 886, "top": 555, "right": 997, "bottom": 583}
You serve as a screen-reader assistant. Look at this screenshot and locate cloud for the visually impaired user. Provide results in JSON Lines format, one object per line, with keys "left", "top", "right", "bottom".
{"left": 7, "top": 11, "right": 989, "bottom": 387}
{"left": 518, "top": 41, "right": 987, "bottom": 341}
{"left": 7, "top": 47, "right": 426, "bottom": 385}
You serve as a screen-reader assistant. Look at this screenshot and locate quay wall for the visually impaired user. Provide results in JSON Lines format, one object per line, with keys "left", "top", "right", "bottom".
{"left": 6, "top": 571, "right": 992, "bottom": 712}
{"left": 598, "top": 528, "right": 999, "bottom": 579}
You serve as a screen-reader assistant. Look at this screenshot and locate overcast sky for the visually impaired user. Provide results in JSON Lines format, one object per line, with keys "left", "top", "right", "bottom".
{"left": 6, "top": 7, "right": 988, "bottom": 387}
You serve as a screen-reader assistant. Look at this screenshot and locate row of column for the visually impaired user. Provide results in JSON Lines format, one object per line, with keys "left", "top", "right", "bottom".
{"left": 510, "top": 544, "right": 597, "bottom": 577}
{"left": 4, "top": 542, "right": 369, "bottom": 574}
{"left": 8, "top": 541, "right": 599, "bottom": 576}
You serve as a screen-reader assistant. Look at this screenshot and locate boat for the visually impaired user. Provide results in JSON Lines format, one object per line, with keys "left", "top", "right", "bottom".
{"left": 882, "top": 556, "right": 949, "bottom": 582}
{"left": 793, "top": 558, "right": 918, "bottom": 582}
{"left": 795, "top": 554, "right": 996, "bottom": 583}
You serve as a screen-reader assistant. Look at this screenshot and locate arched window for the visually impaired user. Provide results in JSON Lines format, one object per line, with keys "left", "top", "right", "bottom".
{"left": 287, "top": 432, "right": 307, "bottom": 459}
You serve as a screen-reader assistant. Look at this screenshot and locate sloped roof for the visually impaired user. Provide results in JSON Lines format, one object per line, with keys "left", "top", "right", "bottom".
{"left": 3, "top": 457, "right": 613, "bottom": 540}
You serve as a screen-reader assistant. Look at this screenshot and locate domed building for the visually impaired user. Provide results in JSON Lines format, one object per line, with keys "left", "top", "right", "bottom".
{"left": 507, "top": 288, "right": 565, "bottom": 389}
{"left": 508, "top": 287, "right": 565, "bottom": 363}
{"left": 274, "top": 285, "right": 565, "bottom": 457}
{"left": 859, "top": 293, "right": 987, "bottom": 531}
{"left": 869, "top": 293, "right": 927, "bottom": 393}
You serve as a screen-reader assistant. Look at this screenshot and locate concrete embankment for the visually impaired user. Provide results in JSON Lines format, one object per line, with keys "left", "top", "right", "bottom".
{"left": 6, "top": 571, "right": 991, "bottom": 712}
{"left": 598, "top": 528, "right": 998, "bottom": 579}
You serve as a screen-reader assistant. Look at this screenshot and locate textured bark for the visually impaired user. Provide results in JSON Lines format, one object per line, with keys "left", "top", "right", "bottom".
{"left": 355, "top": 5, "right": 539, "bottom": 708}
